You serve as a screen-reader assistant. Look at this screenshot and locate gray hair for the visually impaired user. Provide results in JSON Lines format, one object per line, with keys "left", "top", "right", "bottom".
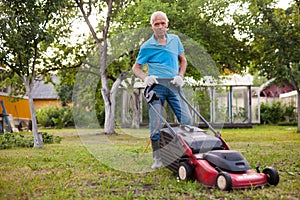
{"left": 150, "top": 11, "right": 169, "bottom": 25}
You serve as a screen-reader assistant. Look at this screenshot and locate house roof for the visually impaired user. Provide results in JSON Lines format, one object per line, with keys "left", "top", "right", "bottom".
{"left": 31, "top": 76, "right": 58, "bottom": 99}
{"left": 258, "top": 79, "right": 295, "bottom": 97}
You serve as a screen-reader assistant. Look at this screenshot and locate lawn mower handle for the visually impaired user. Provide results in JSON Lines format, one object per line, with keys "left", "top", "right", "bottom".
{"left": 177, "top": 87, "right": 222, "bottom": 138}
{"left": 143, "top": 79, "right": 221, "bottom": 137}
{"left": 144, "top": 81, "right": 230, "bottom": 150}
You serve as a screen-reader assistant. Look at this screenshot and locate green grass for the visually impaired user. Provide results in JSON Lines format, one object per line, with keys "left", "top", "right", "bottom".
{"left": 0, "top": 125, "right": 299, "bottom": 199}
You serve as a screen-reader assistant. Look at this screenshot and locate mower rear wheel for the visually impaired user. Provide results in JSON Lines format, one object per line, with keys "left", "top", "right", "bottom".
{"left": 263, "top": 167, "right": 280, "bottom": 186}
{"left": 178, "top": 162, "right": 194, "bottom": 181}
{"left": 216, "top": 172, "right": 232, "bottom": 191}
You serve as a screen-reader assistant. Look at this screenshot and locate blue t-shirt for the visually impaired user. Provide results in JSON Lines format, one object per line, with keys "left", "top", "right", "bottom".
{"left": 136, "top": 34, "right": 184, "bottom": 78}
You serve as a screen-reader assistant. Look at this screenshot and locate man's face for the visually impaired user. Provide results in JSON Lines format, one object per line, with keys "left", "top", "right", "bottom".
{"left": 150, "top": 15, "right": 168, "bottom": 38}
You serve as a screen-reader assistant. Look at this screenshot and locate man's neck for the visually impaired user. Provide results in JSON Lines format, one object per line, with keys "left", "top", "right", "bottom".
{"left": 155, "top": 34, "right": 167, "bottom": 45}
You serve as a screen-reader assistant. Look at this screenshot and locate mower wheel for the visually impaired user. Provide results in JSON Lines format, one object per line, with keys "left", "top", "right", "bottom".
{"left": 178, "top": 162, "right": 194, "bottom": 181}
{"left": 263, "top": 167, "right": 280, "bottom": 186}
{"left": 216, "top": 172, "right": 232, "bottom": 191}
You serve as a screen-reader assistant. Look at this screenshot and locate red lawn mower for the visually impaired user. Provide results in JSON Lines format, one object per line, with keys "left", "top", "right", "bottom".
{"left": 144, "top": 84, "right": 279, "bottom": 190}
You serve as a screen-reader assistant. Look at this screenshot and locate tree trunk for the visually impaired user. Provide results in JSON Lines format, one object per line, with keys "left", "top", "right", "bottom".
{"left": 25, "top": 80, "right": 43, "bottom": 148}
{"left": 131, "top": 90, "right": 140, "bottom": 128}
{"left": 297, "top": 90, "right": 300, "bottom": 133}
{"left": 102, "top": 72, "right": 128, "bottom": 134}
{"left": 77, "top": 0, "right": 117, "bottom": 134}
{"left": 99, "top": 40, "right": 115, "bottom": 134}
{"left": 102, "top": 88, "right": 116, "bottom": 134}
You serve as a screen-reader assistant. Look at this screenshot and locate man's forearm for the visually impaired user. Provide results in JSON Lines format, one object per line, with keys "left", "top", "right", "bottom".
{"left": 178, "top": 54, "right": 187, "bottom": 77}
{"left": 132, "top": 62, "right": 147, "bottom": 81}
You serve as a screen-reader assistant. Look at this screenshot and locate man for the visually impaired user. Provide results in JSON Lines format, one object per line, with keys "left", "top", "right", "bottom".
{"left": 132, "top": 11, "right": 192, "bottom": 169}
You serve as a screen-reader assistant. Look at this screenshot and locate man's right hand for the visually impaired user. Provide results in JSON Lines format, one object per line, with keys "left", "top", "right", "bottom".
{"left": 144, "top": 75, "right": 158, "bottom": 86}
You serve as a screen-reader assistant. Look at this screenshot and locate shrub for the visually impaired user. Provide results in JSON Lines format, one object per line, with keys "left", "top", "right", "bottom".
{"left": 36, "top": 106, "right": 60, "bottom": 127}
{"left": 0, "top": 132, "right": 61, "bottom": 149}
{"left": 36, "top": 106, "right": 74, "bottom": 128}
{"left": 284, "top": 103, "right": 296, "bottom": 121}
{"left": 260, "top": 101, "right": 296, "bottom": 125}
{"left": 278, "top": 121, "right": 297, "bottom": 126}
{"left": 42, "top": 132, "right": 62, "bottom": 144}
{"left": 260, "top": 101, "right": 280, "bottom": 124}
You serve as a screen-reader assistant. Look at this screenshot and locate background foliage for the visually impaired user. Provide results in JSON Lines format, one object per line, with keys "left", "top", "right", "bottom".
{"left": 36, "top": 106, "right": 74, "bottom": 128}
{"left": 260, "top": 101, "right": 297, "bottom": 125}
{"left": 0, "top": 132, "right": 61, "bottom": 149}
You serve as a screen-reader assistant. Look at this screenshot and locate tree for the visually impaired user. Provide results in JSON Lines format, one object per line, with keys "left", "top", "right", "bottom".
{"left": 169, "top": 0, "right": 252, "bottom": 74}
{"left": 74, "top": 0, "right": 132, "bottom": 134}
{"left": 246, "top": 0, "right": 300, "bottom": 132}
{"left": 0, "top": 0, "right": 83, "bottom": 147}
{"left": 55, "top": 68, "right": 79, "bottom": 107}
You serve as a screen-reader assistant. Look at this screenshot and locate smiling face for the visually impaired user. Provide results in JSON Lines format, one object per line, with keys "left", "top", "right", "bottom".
{"left": 150, "top": 14, "right": 169, "bottom": 39}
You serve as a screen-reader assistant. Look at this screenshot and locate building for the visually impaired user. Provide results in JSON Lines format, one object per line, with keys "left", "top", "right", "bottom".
{"left": 31, "top": 76, "right": 60, "bottom": 110}
{"left": 0, "top": 94, "right": 31, "bottom": 132}
{"left": 0, "top": 75, "right": 60, "bottom": 132}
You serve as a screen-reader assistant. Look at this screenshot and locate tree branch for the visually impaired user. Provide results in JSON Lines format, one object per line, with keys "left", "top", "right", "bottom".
{"left": 103, "top": 0, "right": 113, "bottom": 41}
{"left": 111, "top": 71, "right": 128, "bottom": 98}
{"left": 30, "top": 39, "right": 39, "bottom": 86}
{"left": 75, "top": 0, "right": 101, "bottom": 45}
{"left": 286, "top": 63, "right": 300, "bottom": 92}
{"left": 41, "top": 61, "right": 83, "bottom": 73}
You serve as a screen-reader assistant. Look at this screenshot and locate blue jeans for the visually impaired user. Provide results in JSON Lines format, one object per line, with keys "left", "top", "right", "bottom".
{"left": 148, "top": 80, "right": 193, "bottom": 141}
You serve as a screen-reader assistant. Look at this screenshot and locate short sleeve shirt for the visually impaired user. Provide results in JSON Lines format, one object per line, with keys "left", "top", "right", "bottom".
{"left": 136, "top": 34, "right": 184, "bottom": 78}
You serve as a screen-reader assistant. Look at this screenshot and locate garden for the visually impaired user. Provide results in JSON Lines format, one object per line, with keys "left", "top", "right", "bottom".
{"left": 1, "top": 1, "right": 299, "bottom": 199}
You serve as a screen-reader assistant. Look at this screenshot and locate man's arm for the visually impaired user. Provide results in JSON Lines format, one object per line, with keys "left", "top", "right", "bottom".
{"left": 132, "top": 62, "right": 147, "bottom": 81}
{"left": 178, "top": 53, "right": 187, "bottom": 77}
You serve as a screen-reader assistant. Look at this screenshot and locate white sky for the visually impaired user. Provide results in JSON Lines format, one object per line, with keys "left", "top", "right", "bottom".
{"left": 277, "top": 0, "right": 292, "bottom": 9}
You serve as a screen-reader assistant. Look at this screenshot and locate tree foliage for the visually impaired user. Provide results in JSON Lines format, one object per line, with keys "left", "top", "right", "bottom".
{"left": 244, "top": 0, "right": 300, "bottom": 131}
{"left": 0, "top": 0, "right": 84, "bottom": 147}
{"left": 247, "top": 1, "right": 300, "bottom": 83}
{"left": 116, "top": 0, "right": 252, "bottom": 77}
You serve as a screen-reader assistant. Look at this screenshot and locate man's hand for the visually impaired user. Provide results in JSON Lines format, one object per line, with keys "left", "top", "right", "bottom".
{"left": 171, "top": 75, "right": 184, "bottom": 87}
{"left": 144, "top": 75, "right": 158, "bottom": 86}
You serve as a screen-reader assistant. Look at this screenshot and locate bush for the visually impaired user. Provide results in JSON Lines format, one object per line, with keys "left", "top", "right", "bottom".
{"left": 278, "top": 121, "right": 297, "bottom": 126}
{"left": 0, "top": 132, "right": 61, "bottom": 149}
{"left": 0, "top": 132, "right": 33, "bottom": 149}
{"left": 284, "top": 103, "right": 296, "bottom": 122}
{"left": 260, "top": 101, "right": 296, "bottom": 125}
{"left": 36, "top": 106, "right": 74, "bottom": 128}
{"left": 42, "top": 132, "right": 62, "bottom": 144}
{"left": 261, "top": 101, "right": 282, "bottom": 124}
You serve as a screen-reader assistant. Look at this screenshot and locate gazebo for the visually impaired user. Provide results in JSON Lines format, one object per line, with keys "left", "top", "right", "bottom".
{"left": 186, "top": 74, "right": 253, "bottom": 128}
{"left": 118, "top": 74, "right": 254, "bottom": 128}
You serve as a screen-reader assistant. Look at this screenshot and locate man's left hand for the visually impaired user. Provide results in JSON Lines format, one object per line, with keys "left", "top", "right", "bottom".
{"left": 171, "top": 75, "right": 184, "bottom": 87}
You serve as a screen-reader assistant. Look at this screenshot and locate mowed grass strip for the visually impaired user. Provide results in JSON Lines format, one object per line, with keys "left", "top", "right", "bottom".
{"left": 0, "top": 125, "right": 299, "bottom": 199}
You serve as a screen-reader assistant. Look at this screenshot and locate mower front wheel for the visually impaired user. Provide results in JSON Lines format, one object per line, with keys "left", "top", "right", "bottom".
{"left": 263, "top": 167, "right": 280, "bottom": 186}
{"left": 178, "top": 161, "right": 194, "bottom": 181}
{"left": 216, "top": 172, "right": 232, "bottom": 191}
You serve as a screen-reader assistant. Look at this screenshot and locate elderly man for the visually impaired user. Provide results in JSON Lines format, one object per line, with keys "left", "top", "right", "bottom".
{"left": 132, "top": 11, "right": 192, "bottom": 169}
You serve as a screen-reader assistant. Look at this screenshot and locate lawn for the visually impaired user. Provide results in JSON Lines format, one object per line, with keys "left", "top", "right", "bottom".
{"left": 0, "top": 125, "right": 299, "bottom": 199}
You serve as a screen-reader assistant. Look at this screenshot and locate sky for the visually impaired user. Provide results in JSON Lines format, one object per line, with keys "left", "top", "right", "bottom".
{"left": 277, "top": 0, "right": 292, "bottom": 9}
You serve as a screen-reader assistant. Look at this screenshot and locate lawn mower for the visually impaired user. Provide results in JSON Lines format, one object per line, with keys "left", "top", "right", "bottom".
{"left": 144, "top": 84, "right": 279, "bottom": 191}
